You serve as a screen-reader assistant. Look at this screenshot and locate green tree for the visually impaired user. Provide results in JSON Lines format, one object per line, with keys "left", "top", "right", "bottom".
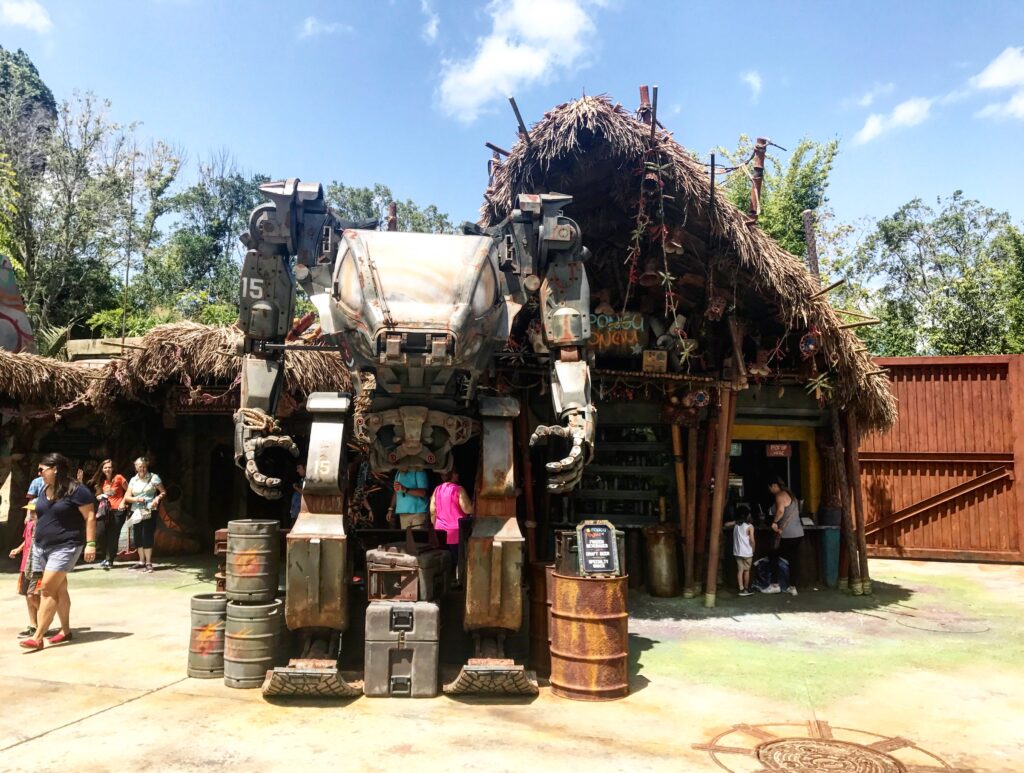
{"left": 325, "top": 181, "right": 453, "bottom": 233}
{"left": 845, "top": 192, "right": 1019, "bottom": 355}
{"left": 718, "top": 135, "right": 839, "bottom": 258}
{"left": 4, "top": 93, "right": 133, "bottom": 330}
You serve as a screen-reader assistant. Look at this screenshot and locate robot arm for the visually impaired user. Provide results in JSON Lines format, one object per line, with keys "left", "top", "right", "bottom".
{"left": 234, "top": 179, "right": 340, "bottom": 498}
{"left": 515, "top": 194, "right": 596, "bottom": 493}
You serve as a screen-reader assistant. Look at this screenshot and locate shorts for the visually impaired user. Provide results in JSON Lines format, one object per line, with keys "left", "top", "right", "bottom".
{"left": 31, "top": 542, "right": 84, "bottom": 574}
{"left": 133, "top": 517, "right": 156, "bottom": 549}
{"left": 399, "top": 512, "right": 429, "bottom": 530}
{"left": 735, "top": 555, "right": 752, "bottom": 571}
{"left": 17, "top": 571, "right": 41, "bottom": 596}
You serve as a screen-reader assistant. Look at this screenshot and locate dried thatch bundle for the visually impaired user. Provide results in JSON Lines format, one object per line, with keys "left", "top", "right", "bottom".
{"left": 482, "top": 95, "right": 896, "bottom": 431}
{"left": 88, "top": 321, "right": 351, "bottom": 409}
{"left": 0, "top": 348, "right": 93, "bottom": 409}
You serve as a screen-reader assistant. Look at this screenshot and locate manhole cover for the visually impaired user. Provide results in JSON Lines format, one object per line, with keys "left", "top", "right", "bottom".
{"left": 758, "top": 738, "right": 904, "bottom": 772}
{"left": 694, "top": 721, "right": 971, "bottom": 772}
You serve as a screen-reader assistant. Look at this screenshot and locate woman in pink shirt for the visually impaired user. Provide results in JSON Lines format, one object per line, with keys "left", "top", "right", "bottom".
{"left": 430, "top": 470, "right": 473, "bottom": 574}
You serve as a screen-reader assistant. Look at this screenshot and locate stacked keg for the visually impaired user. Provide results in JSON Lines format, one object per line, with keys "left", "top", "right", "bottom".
{"left": 222, "top": 519, "right": 283, "bottom": 688}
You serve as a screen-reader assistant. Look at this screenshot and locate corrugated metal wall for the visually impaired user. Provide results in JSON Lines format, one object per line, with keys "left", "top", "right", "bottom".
{"left": 858, "top": 356, "right": 1023, "bottom": 562}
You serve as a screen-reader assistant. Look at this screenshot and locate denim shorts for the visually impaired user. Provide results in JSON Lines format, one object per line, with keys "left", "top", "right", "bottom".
{"left": 31, "top": 541, "right": 84, "bottom": 574}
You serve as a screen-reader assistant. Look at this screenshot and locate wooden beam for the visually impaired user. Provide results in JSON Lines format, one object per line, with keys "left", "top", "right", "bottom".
{"left": 671, "top": 423, "right": 688, "bottom": 596}
{"left": 831, "top": 406, "right": 863, "bottom": 593}
{"left": 810, "top": 278, "right": 845, "bottom": 299}
{"left": 704, "top": 387, "right": 736, "bottom": 607}
{"left": 859, "top": 451, "right": 1014, "bottom": 464}
{"left": 865, "top": 466, "right": 1011, "bottom": 536}
{"left": 845, "top": 412, "right": 871, "bottom": 594}
{"left": 683, "top": 425, "right": 698, "bottom": 597}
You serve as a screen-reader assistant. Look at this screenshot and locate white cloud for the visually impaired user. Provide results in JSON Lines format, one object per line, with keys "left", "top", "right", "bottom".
{"left": 968, "top": 47, "right": 1024, "bottom": 122}
{"left": 853, "top": 97, "right": 933, "bottom": 144}
{"left": 740, "top": 70, "right": 762, "bottom": 101}
{"left": 976, "top": 90, "right": 1024, "bottom": 120}
{"left": 970, "top": 46, "right": 1024, "bottom": 90}
{"left": 847, "top": 81, "right": 894, "bottom": 108}
{"left": 420, "top": 0, "right": 439, "bottom": 43}
{"left": 297, "top": 16, "right": 351, "bottom": 40}
{"left": 438, "top": 0, "right": 597, "bottom": 123}
{"left": 0, "top": 0, "right": 52, "bottom": 33}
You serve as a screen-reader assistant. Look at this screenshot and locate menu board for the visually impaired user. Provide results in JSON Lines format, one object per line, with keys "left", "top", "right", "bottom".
{"left": 576, "top": 520, "right": 621, "bottom": 576}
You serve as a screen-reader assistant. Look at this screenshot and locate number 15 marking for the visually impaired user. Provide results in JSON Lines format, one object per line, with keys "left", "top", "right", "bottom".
{"left": 241, "top": 277, "right": 264, "bottom": 299}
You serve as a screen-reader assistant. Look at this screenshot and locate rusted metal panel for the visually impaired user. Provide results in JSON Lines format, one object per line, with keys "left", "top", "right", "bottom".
{"left": 549, "top": 572, "right": 629, "bottom": 701}
{"left": 858, "top": 357, "right": 1022, "bottom": 563}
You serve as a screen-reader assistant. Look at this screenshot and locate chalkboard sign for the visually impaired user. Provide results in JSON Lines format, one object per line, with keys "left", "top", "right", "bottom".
{"left": 576, "top": 520, "right": 621, "bottom": 576}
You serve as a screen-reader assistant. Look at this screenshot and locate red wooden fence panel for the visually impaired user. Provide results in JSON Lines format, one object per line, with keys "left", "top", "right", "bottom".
{"left": 858, "top": 356, "right": 1023, "bottom": 563}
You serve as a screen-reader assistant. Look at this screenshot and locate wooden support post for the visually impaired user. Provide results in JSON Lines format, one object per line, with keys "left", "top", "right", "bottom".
{"left": 704, "top": 387, "right": 735, "bottom": 608}
{"left": 830, "top": 406, "right": 862, "bottom": 594}
{"left": 683, "top": 425, "right": 698, "bottom": 597}
{"left": 845, "top": 412, "right": 871, "bottom": 594}
{"left": 671, "top": 423, "right": 688, "bottom": 597}
{"left": 517, "top": 402, "right": 537, "bottom": 564}
{"left": 695, "top": 413, "right": 718, "bottom": 592}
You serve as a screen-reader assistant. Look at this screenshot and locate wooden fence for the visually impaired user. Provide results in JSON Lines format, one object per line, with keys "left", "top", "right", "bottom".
{"left": 858, "top": 356, "right": 1024, "bottom": 563}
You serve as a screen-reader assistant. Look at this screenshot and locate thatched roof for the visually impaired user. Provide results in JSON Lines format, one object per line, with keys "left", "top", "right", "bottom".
{"left": 87, "top": 322, "right": 351, "bottom": 410}
{"left": 0, "top": 348, "right": 93, "bottom": 410}
{"left": 481, "top": 95, "right": 896, "bottom": 431}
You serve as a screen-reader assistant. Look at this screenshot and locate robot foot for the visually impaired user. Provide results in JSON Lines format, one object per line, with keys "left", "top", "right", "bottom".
{"left": 262, "top": 659, "right": 362, "bottom": 699}
{"left": 443, "top": 659, "right": 539, "bottom": 696}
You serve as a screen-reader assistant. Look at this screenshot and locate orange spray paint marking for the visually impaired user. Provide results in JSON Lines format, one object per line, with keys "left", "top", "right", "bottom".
{"left": 190, "top": 621, "right": 224, "bottom": 655}
{"left": 232, "top": 549, "right": 265, "bottom": 576}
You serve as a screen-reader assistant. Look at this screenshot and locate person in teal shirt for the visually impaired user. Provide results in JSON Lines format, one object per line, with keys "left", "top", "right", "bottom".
{"left": 387, "top": 469, "right": 430, "bottom": 529}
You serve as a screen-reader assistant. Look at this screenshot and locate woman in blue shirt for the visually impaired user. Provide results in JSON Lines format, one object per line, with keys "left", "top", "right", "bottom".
{"left": 20, "top": 453, "right": 96, "bottom": 650}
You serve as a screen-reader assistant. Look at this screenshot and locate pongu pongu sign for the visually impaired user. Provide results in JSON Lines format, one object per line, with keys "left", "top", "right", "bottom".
{"left": 587, "top": 312, "right": 648, "bottom": 357}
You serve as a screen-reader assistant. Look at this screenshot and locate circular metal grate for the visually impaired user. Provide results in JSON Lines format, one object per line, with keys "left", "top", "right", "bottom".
{"left": 758, "top": 738, "right": 905, "bottom": 772}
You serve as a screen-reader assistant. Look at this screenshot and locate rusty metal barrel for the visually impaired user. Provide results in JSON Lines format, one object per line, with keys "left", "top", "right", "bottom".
{"left": 549, "top": 572, "right": 629, "bottom": 701}
{"left": 187, "top": 592, "right": 226, "bottom": 678}
{"left": 528, "top": 562, "right": 554, "bottom": 678}
{"left": 224, "top": 598, "right": 283, "bottom": 689}
{"left": 643, "top": 524, "right": 680, "bottom": 597}
{"left": 226, "top": 519, "right": 280, "bottom": 602}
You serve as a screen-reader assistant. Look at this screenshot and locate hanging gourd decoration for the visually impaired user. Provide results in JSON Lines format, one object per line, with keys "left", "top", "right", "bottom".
{"left": 799, "top": 324, "right": 821, "bottom": 360}
{"left": 683, "top": 389, "right": 711, "bottom": 409}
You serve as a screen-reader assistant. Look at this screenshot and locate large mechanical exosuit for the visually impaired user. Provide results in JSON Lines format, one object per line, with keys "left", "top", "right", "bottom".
{"left": 234, "top": 179, "right": 594, "bottom": 696}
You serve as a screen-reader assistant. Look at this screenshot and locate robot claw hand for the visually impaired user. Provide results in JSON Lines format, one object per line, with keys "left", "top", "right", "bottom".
{"left": 530, "top": 411, "right": 594, "bottom": 494}
{"left": 233, "top": 408, "right": 300, "bottom": 500}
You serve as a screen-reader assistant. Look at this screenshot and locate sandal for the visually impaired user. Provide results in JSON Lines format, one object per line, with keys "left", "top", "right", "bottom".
{"left": 47, "top": 631, "right": 72, "bottom": 645}
{"left": 19, "top": 638, "right": 43, "bottom": 650}
{"left": 17, "top": 626, "right": 37, "bottom": 638}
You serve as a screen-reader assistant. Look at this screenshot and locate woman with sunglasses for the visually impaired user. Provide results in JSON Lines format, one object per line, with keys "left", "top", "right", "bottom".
{"left": 20, "top": 453, "right": 96, "bottom": 650}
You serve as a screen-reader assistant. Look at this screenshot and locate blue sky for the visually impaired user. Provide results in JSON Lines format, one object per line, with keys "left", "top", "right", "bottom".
{"left": 2, "top": 0, "right": 1022, "bottom": 229}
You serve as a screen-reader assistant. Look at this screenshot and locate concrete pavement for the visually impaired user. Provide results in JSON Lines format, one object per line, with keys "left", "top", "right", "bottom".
{"left": 1, "top": 557, "right": 1021, "bottom": 772}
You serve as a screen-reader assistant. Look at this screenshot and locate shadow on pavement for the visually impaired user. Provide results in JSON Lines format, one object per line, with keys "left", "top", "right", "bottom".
{"left": 629, "top": 579, "right": 915, "bottom": 621}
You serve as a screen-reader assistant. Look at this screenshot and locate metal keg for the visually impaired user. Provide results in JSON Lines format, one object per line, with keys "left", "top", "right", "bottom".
{"left": 643, "top": 524, "right": 680, "bottom": 597}
{"left": 226, "top": 519, "right": 280, "bottom": 602}
{"left": 549, "top": 572, "right": 629, "bottom": 701}
{"left": 187, "top": 593, "right": 226, "bottom": 679}
{"left": 224, "top": 599, "right": 283, "bottom": 689}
